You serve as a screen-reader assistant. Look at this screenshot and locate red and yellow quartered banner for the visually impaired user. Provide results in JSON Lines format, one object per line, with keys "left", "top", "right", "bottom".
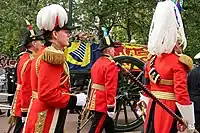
{"left": 115, "top": 43, "right": 149, "bottom": 62}
{"left": 115, "top": 43, "right": 149, "bottom": 71}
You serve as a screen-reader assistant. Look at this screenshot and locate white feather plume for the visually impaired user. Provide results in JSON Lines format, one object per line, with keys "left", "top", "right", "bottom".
{"left": 148, "top": 0, "right": 186, "bottom": 55}
{"left": 36, "top": 4, "right": 68, "bottom": 31}
{"left": 194, "top": 52, "right": 200, "bottom": 59}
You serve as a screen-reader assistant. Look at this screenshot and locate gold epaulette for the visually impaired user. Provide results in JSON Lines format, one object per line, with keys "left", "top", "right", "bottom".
{"left": 178, "top": 54, "right": 193, "bottom": 70}
{"left": 41, "top": 46, "right": 66, "bottom": 65}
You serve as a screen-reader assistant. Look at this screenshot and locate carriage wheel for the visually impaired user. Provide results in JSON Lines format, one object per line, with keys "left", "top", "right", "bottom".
{"left": 113, "top": 55, "right": 145, "bottom": 132}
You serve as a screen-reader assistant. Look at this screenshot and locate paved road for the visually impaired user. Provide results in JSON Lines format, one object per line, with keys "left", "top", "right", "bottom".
{"left": 0, "top": 112, "right": 142, "bottom": 133}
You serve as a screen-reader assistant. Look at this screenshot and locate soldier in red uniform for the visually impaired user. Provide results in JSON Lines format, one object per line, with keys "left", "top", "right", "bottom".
{"left": 10, "top": 23, "right": 44, "bottom": 133}
{"left": 143, "top": 1, "right": 195, "bottom": 133}
{"left": 22, "top": 4, "right": 82, "bottom": 133}
{"left": 88, "top": 33, "right": 119, "bottom": 133}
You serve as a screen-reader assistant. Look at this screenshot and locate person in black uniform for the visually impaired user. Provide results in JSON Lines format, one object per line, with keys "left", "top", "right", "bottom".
{"left": 187, "top": 52, "right": 200, "bottom": 132}
{"left": 5, "top": 59, "right": 16, "bottom": 116}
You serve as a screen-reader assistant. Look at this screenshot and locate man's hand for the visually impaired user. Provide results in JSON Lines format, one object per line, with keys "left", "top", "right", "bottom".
{"left": 188, "top": 124, "right": 195, "bottom": 133}
{"left": 177, "top": 119, "right": 195, "bottom": 133}
{"left": 22, "top": 117, "right": 26, "bottom": 123}
{"left": 21, "top": 112, "right": 27, "bottom": 123}
{"left": 177, "top": 119, "right": 188, "bottom": 132}
{"left": 107, "top": 111, "right": 115, "bottom": 119}
{"left": 67, "top": 94, "right": 77, "bottom": 110}
{"left": 175, "top": 102, "right": 195, "bottom": 133}
{"left": 107, "top": 107, "right": 115, "bottom": 119}
{"left": 76, "top": 93, "right": 87, "bottom": 106}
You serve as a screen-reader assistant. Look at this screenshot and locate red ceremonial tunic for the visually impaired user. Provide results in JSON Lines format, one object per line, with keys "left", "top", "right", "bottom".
{"left": 88, "top": 55, "right": 119, "bottom": 113}
{"left": 23, "top": 46, "right": 71, "bottom": 133}
{"left": 20, "top": 52, "right": 34, "bottom": 113}
{"left": 11, "top": 52, "right": 32, "bottom": 117}
{"left": 144, "top": 53, "right": 191, "bottom": 133}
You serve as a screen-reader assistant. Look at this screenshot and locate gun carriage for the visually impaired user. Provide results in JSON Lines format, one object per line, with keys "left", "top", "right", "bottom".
{"left": 66, "top": 42, "right": 148, "bottom": 132}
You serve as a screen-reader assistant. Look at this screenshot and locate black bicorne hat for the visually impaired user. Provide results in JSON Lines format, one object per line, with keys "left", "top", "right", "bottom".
{"left": 98, "top": 35, "right": 121, "bottom": 51}
{"left": 60, "top": 23, "right": 80, "bottom": 31}
{"left": 18, "top": 30, "right": 44, "bottom": 48}
{"left": 17, "top": 19, "right": 44, "bottom": 48}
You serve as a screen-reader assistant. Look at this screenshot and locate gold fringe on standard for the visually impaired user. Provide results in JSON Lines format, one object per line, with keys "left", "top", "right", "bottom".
{"left": 179, "top": 54, "right": 193, "bottom": 70}
{"left": 42, "top": 45, "right": 66, "bottom": 65}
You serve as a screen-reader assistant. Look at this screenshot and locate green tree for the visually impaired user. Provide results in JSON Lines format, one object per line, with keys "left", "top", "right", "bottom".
{"left": 183, "top": 0, "right": 200, "bottom": 57}
{"left": 1, "top": 0, "right": 200, "bottom": 58}
{"left": 73, "top": 0, "right": 156, "bottom": 43}
{"left": 0, "top": 0, "right": 69, "bottom": 56}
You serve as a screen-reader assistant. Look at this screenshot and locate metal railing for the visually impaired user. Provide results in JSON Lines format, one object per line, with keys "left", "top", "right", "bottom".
{"left": 0, "top": 68, "right": 14, "bottom": 110}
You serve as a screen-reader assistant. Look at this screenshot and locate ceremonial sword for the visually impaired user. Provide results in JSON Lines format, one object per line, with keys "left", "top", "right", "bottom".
{"left": 115, "top": 62, "right": 199, "bottom": 133}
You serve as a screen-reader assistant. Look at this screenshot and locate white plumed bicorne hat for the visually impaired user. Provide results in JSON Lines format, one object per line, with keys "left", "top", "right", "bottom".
{"left": 148, "top": 0, "right": 186, "bottom": 55}
{"left": 36, "top": 4, "right": 78, "bottom": 32}
{"left": 194, "top": 52, "right": 200, "bottom": 60}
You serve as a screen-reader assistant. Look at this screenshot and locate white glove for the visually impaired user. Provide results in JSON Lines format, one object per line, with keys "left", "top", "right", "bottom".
{"left": 107, "top": 111, "right": 115, "bottom": 119}
{"left": 76, "top": 93, "right": 87, "bottom": 106}
{"left": 187, "top": 124, "right": 195, "bottom": 133}
{"left": 176, "top": 102, "right": 195, "bottom": 133}
{"left": 22, "top": 117, "right": 26, "bottom": 123}
{"left": 139, "top": 93, "right": 149, "bottom": 107}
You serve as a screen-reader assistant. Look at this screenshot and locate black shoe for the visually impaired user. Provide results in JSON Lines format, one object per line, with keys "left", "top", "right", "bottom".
{"left": 7, "top": 109, "right": 10, "bottom": 117}
{"left": 69, "top": 110, "right": 76, "bottom": 114}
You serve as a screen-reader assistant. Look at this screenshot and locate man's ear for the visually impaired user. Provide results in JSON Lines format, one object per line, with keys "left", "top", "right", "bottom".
{"left": 52, "top": 31, "right": 58, "bottom": 39}
{"left": 31, "top": 41, "right": 36, "bottom": 47}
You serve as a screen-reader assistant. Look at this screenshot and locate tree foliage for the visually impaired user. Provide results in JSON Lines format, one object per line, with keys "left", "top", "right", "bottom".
{"left": 0, "top": 0, "right": 69, "bottom": 56}
{"left": 182, "top": 0, "right": 200, "bottom": 57}
{"left": 73, "top": 0, "right": 156, "bottom": 43}
{"left": 0, "top": 0, "right": 200, "bottom": 57}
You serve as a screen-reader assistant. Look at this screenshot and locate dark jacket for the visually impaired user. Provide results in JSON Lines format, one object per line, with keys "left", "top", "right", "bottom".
{"left": 188, "top": 65, "right": 200, "bottom": 112}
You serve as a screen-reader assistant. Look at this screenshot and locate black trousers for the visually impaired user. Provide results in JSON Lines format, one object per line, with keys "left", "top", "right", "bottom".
{"left": 7, "top": 95, "right": 13, "bottom": 116}
{"left": 195, "top": 111, "right": 200, "bottom": 132}
{"left": 13, "top": 117, "right": 24, "bottom": 133}
{"left": 89, "top": 111, "right": 115, "bottom": 133}
{"left": 54, "top": 108, "right": 68, "bottom": 133}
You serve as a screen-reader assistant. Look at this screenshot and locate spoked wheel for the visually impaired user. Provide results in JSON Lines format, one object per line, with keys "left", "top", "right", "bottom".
{"left": 113, "top": 55, "right": 145, "bottom": 132}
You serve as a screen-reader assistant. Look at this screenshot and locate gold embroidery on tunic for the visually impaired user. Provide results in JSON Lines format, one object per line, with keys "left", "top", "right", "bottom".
{"left": 60, "top": 75, "right": 70, "bottom": 86}
{"left": 89, "top": 90, "right": 96, "bottom": 110}
{"left": 63, "top": 62, "right": 69, "bottom": 76}
{"left": 35, "top": 110, "right": 48, "bottom": 133}
{"left": 60, "top": 62, "right": 70, "bottom": 86}
{"left": 10, "top": 84, "right": 21, "bottom": 116}
{"left": 21, "top": 59, "right": 32, "bottom": 82}
{"left": 36, "top": 55, "right": 42, "bottom": 77}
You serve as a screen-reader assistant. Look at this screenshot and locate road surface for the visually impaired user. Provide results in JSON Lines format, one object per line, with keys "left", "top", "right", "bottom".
{"left": 0, "top": 111, "right": 142, "bottom": 133}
